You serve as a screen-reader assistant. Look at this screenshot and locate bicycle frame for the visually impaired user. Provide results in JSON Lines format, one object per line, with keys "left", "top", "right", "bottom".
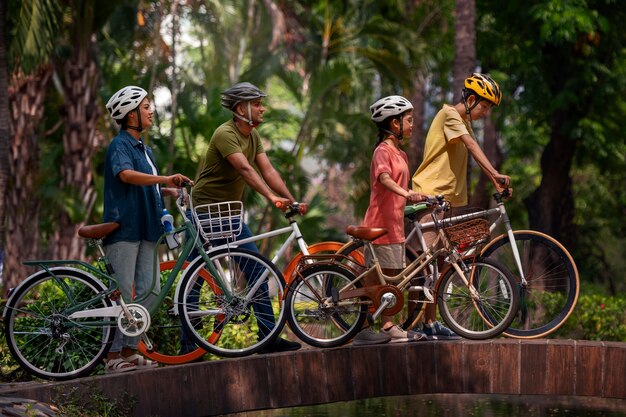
{"left": 406, "top": 192, "right": 528, "bottom": 286}
{"left": 312, "top": 225, "right": 477, "bottom": 324}
{"left": 18, "top": 189, "right": 232, "bottom": 347}
{"left": 211, "top": 215, "right": 310, "bottom": 267}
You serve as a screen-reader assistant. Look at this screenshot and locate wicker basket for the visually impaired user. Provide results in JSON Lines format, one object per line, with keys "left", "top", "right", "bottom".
{"left": 443, "top": 218, "right": 491, "bottom": 249}
{"left": 192, "top": 201, "right": 244, "bottom": 241}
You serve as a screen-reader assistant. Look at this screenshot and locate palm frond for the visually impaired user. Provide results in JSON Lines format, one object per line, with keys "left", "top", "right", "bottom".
{"left": 10, "top": 0, "right": 61, "bottom": 72}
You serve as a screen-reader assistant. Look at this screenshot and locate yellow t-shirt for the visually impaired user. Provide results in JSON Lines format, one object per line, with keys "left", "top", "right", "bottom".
{"left": 412, "top": 104, "right": 474, "bottom": 206}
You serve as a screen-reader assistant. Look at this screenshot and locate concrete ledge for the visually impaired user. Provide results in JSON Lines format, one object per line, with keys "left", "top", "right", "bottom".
{"left": 1, "top": 339, "right": 624, "bottom": 417}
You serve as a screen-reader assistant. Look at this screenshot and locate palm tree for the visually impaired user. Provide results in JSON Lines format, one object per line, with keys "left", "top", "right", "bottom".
{"left": 49, "top": 0, "right": 123, "bottom": 260}
{"left": 1, "top": 0, "right": 60, "bottom": 293}
{"left": 0, "top": 0, "right": 9, "bottom": 287}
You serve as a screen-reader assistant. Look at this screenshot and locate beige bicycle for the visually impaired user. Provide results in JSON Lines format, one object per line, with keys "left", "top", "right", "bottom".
{"left": 285, "top": 197, "right": 520, "bottom": 346}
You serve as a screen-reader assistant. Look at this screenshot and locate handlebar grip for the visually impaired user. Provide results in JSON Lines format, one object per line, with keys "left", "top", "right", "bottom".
{"left": 275, "top": 201, "right": 284, "bottom": 209}
{"left": 498, "top": 178, "right": 506, "bottom": 185}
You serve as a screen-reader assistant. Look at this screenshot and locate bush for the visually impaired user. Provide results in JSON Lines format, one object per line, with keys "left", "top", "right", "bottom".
{"left": 547, "top": 291, "right": 626, "bottom": 341}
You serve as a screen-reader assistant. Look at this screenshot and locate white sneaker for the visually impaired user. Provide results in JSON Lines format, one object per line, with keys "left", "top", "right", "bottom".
{"left": 381, "top": 325, "right": 409, "bottom": 343}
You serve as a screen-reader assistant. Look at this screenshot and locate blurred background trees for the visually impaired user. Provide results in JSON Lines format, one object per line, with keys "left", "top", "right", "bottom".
{"left": 1, "top": 0, "right": 624, "bottom": 297}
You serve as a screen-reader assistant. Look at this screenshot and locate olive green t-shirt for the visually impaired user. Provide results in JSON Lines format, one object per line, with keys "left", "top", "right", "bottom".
{"left": 412, "top": 104, "right": 474, "bottom": 206}
{"left": 192, "top": 119, "right": 265, "bottom": 205}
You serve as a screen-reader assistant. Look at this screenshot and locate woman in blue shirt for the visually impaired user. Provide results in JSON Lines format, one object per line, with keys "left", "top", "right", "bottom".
{"left": 103, "top": 86, "right": 192, "bottom": 373}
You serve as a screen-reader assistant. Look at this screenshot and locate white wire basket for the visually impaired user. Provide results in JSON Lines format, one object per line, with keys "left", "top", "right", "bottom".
{"left": 192, "top": 201, "right": 244, "bottom": 241}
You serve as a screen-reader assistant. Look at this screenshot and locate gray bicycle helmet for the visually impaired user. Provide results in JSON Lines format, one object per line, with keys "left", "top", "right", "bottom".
{"left": 106, "top": 86, "right": 148, "bottom": 121}
{"left": 221, "top": 82, "right": 267, "bottom": 110}
{"left": 370, "top": 95, "right": 413, "bottom": 123}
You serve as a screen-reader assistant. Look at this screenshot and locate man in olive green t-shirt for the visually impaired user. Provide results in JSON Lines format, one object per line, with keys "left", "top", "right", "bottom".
{"left": 192, "top": 82, "right": 307, "bottom": 354}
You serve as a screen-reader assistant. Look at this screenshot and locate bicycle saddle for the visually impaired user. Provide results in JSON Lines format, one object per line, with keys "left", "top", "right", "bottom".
{"left": 78, "top": 222, "right": 120, "bottom": 239}
{"left": 345, "top": 225, "right": 388, "bottom": 241}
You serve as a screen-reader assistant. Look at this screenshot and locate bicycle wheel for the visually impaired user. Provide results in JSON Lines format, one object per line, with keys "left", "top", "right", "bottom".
{"left": 336, "top": 240, "right": 428, "bottom": 331}
{"left": 177, "top": 248, "right": 286, "bottom": 357}
{"left": 286, "top": 263, "right": 367, "bottom": 347}
{"left": 3, "top": 268, "right": 115, "bottom": 380}
{"left": 138, "top": 260, "right": 210, "bottom": 365}
{"left": 437, "top": 257, "right": 519, "bottom": 340}
{"left": 481, "top": 230, "right": 579, "bottom": 338}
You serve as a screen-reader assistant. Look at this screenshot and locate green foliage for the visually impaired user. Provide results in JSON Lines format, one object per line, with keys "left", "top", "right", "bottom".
{"left": 548, "top": 286, "right": 626, "bottom": 341}
{"left": 54, "top": 385, "right": 136, "bottom": 417}
{"left": 8, "top": 0, "right": 61, "bottom": 72}
{"left": 477, "top": 0, "right": 626, "bottom": 291}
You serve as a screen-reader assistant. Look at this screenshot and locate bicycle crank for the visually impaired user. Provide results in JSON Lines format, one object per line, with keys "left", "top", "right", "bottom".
{"left": 117, "top": 303, "right": 151, "bottom": 337}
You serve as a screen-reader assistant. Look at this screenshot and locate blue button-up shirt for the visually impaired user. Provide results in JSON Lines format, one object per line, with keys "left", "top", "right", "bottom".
{"left": 103, "top": 130, "right": 164, "bottom": 245}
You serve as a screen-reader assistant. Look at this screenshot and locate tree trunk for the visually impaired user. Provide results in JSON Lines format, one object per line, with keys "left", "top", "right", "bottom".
{"left": 524, "top": 113, "right": 576, "bottom": 246}
{"left": 0, "top": 0, "right": 8, "bottom": 288}
{"left": 50, "top": 2, "right": 102, "bottom": 261}
{"left": 4, "top": 67, "right": 52, "bottom": 292}
{"left": 469, "top": 116, "right": 502, "bottom": 208}
{"left": 453, "top": 0, "right": 476, "bottom": 101}
{"left": 408, "top": 72, "right": 426, "bottom": 175}
{"left": 453, "top": 0, "right": 477, "bottom": 198}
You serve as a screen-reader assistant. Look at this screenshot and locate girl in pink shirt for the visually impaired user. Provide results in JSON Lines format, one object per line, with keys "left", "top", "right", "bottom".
{"left": 353, "top": 96, "right": 428, "bottom": 345}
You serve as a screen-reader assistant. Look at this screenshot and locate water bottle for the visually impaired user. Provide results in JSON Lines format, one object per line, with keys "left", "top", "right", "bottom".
{"left": 160, "top": 209, "right": 179, "bottom": 249}
{"left": 161, "top": 209, "right": 174, "bottom": 233}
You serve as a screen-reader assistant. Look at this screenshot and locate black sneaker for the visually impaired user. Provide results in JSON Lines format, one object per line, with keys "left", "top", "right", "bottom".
{"left": 258, "top": 338, "right": 302, "bottom": 354}
{"left": 422, "top": 321, "right": 461, "bottom": 340}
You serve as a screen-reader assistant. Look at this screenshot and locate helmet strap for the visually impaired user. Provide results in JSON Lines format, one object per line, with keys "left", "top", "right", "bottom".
{"left": 381, "top": 115, "right": 405, "bottom": 143}
{"left": 126, "top": 107, "right": 143, "bottom": 132}
{"left": 463, "top": 94, "right": 481, "bottom": 122}
{"left": 233, "top": 102, "right": 256, "bottom": 126}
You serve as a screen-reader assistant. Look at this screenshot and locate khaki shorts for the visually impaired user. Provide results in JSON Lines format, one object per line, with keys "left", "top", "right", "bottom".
{"left": 364, "top": 243, "right": 406, "bottom": 269}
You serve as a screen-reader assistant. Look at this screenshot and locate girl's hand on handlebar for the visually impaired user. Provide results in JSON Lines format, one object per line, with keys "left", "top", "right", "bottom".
{"left": 405, "top": 190, "right": 426, "bottom": 203}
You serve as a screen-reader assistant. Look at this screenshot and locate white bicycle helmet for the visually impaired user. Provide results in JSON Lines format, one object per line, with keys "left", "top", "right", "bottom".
{"left": 106, "top": 86, "right": 148, "bottom": 121}
{"left": 370, "top": 95, "right": 413, "bottom": 123}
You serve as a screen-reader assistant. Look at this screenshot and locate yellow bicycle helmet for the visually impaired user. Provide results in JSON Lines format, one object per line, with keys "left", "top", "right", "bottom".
{"left": 463, "top": 73, "right": 502, "bottom": 106}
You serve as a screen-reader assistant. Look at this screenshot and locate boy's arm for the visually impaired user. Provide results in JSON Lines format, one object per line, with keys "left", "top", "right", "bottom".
{"left": 459, "top": 134, "right": 510, "bottom": 191}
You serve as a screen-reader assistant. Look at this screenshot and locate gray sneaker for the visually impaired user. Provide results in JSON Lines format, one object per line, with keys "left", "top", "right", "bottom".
{"left": 352, "top": 328, "right": 391, "bottom": 346}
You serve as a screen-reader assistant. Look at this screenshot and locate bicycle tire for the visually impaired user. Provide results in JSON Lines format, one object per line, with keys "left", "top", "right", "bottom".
{"left": 177, "top": 247, "right": 287, "bottom": 357}
{"left": 335, "top": 240, "right": 428, "bottom": 331}
{"left": 282, "top": 241, "right": 351, "bottom": 284}
{"left": 286, "top": 263, "right": 367, "bottom": 347}
{"left": 437, "top": 257, "right": 519, "bottom": 340}
{"left": 137, "top": 260, "right": 210, "bottom": 364}
{"left": 481, "top": 230, "right": 579, "bottom": 339}
{"left": 3, "top": 268, "right": 115, "bottom": 380}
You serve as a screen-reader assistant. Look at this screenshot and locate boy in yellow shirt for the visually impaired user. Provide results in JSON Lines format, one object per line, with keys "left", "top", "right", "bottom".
{"left": 412, "top": 73, "right": 511, "bottom": 338}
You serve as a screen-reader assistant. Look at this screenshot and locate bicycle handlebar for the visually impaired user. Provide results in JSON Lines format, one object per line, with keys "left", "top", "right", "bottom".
{"left": 275, "top": 201, "right": 302, "bottom": 219}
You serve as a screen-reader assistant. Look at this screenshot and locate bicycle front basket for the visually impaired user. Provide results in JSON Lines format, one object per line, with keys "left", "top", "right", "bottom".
{"left": 192, "top": 201, "right": 244, "bottom": 241}
{"left": 443, "top": 218, "right": 491, "bottom": 249}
